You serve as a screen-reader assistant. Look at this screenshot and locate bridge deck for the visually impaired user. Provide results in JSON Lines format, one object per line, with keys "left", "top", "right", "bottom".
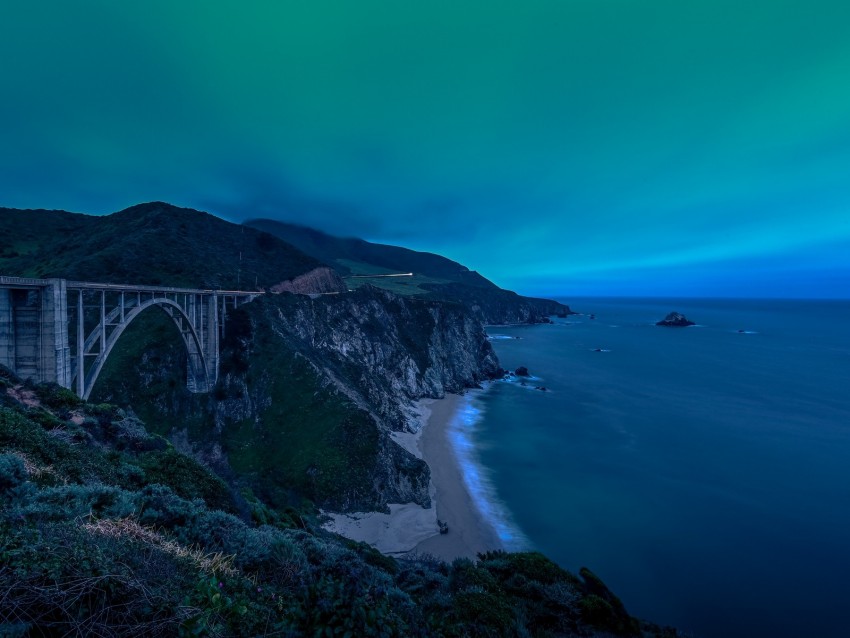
{"left": 0, "top": 275, "right": 258, "bottom": 296}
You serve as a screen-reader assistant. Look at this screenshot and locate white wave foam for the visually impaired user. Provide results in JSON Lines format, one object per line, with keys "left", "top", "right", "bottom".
{"left": 502, "top": 374, "right": 543, "bottom": 384}
{"left": 447, "top": 393, "right": 530, "bottom": 551}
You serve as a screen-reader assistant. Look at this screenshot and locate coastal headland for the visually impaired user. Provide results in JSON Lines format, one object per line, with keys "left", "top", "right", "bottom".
{"left": 0, "top": 202, "right": 681, "bottom": 636}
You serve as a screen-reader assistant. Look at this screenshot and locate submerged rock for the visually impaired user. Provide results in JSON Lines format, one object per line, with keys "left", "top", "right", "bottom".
{"left": 656, "top": 311, "right": 695, "bottom": 327}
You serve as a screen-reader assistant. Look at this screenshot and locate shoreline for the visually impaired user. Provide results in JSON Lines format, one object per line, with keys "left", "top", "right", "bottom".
{"left": 322, "top": 392, "right": 504, "bottom": 560}
{"left": 411, "top": 392, "right": 503, "bottom": 560}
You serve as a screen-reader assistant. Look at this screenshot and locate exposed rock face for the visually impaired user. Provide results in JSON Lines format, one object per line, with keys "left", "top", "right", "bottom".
{"left": 211, "top": 286, "right": 500, "bottom": 511}
{"left": 269, "top": 266, "right": 347, "bottom": 295}
{"left": 656, "top": 311, "right": 695, "bottom": 327}
{"left": 264, "top": 285, "right": 500, "bottom": 429}
{"left": 515, "top": 366, "right": 530, "bottom": 377}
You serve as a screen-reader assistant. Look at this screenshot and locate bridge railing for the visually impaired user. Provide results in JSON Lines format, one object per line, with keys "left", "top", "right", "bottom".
{"left": 0, "top": 276, "right": 55, "bottom": 286}
{"left": 0, "top": 276, "right": 261, "bottom": 297}
{"left": 66, "top": 281, "right": 260, "bottom": 296}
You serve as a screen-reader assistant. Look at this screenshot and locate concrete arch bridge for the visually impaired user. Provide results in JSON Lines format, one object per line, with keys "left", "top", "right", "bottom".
{"left": 0, "top": 276, "right": 258, "bottom": 400}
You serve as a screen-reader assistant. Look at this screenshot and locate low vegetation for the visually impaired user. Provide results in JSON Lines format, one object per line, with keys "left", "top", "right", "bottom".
{"left": 244, "top": 218, "right": 570, "bottom": 321}
{"left": 0, "top": 368, "right": 680, "bottom": 637}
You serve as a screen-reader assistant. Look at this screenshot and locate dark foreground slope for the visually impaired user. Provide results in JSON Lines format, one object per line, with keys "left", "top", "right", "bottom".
{"left": 245, "top": 218, "right": 571, "bottom": 323}
{"left": 0, "top": 369, "right": 681, "bottom": 637}
{"left": 93, "top": 286, "right": 500, "bottom": 512}
{"left": 0, "top": 202, "right": 343, "bottom": 291}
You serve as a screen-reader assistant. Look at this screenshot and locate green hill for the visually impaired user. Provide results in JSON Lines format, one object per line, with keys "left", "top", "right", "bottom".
{"left": 0, "top": 202, "right": 322, "bottom": 289}
{"left": 244, "top": 218, "right": 498, "bottom": 287}
{"left": 245, "top": 218, "right": 572, "bottom": 322}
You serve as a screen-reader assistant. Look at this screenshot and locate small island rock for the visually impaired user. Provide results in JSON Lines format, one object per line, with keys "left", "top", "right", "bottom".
{"left": 656, "top": 311, "right": 695, "bottom": 327}
{"left": 515, "top": 366, "right": 530, "bottom": 376}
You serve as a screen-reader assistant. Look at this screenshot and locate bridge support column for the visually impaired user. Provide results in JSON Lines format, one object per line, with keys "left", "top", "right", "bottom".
{"left": 76, "top": 290, "right": 84, "bottom": 396}
{"left": 204, "top": 294, "right": 219, "bottom": 387}
{"left": 40, "top": 279, "right": 72, "bottom": 388}
{"left": 0, "top": 279, "right": 71, "bottom": 387}
{"left": 0, "top": 289, "right": 16, "bottom": 370}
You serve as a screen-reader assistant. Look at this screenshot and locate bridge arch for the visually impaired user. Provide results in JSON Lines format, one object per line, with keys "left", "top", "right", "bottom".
{"left": 76, "top": 297, "right": 211, "bottom": 401}
{"left": 0, "top": 276, "right": 258, "bottom": 398}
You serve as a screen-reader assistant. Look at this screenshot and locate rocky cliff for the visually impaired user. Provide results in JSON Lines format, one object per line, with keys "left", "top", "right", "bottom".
{"left": 265, "top": 285, "right": 500, "bottom": 427}
{"left": 93, "top": 286, "right": 500, "bottom": 512}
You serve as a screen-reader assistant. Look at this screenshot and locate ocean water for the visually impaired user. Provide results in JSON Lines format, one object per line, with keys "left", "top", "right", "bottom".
{"left": 458, "top": 298, "right": 850, "bottom": 638}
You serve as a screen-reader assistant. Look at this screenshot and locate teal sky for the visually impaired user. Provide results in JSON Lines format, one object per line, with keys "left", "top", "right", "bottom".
{"left": 3, "top": 1, "right": 850, "bottom": 297}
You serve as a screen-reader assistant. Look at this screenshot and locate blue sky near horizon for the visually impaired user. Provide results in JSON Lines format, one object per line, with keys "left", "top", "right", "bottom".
{"left": 2, "top": 1, "right": 849, "bottom": 298}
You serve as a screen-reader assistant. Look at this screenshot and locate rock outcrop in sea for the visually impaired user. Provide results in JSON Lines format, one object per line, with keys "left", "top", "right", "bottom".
{"left": 656, "top": 311, "right": 695, "bottom": 327}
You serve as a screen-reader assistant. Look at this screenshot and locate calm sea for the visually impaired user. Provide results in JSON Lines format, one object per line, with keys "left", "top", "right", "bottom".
{"left": 458, "top": 297, "right": 850, "bottom": 638}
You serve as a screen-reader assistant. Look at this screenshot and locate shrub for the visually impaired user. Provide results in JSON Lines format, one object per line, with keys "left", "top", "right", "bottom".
{"left": 479, "top": 551, "right": 579, "bottom": 586}
{"left": 138, "top": 448, "right": 235, "bottom": 512}
{"left": 34, "top": 383, "right": 83, "bottom": 411}
{"left": 131, "top": 484, "right": 206, "bottom": 529}
{"left": 580, "top": 594, "right": 616, "bottom": 625}
{"left": 449, "top": 557, "right": 498, "bottom": 593}
{"left": 0, "top": 453, "right": 26, "bottom": 491}
{"left": 19, "top": 483, "right": 132, "bottom": 521}
{"left": 451, "top": 590, "right": 516, "bottom": 633}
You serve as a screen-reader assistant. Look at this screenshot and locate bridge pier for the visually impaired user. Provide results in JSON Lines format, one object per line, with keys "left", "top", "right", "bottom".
{"left": 0, "top": 279, "right": 71, "bottom": 387}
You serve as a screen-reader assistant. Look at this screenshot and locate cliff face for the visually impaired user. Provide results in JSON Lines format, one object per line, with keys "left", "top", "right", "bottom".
{"left": 266, "top": 286, "right": 500, "bottom": 427}
{"left": 93, "top": 286, "right": 500, "bottom": 512}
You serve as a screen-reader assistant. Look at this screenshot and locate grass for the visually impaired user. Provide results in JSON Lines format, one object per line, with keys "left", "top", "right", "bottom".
{"left": 339, "top": 258, "right": 456, "bottom": 296}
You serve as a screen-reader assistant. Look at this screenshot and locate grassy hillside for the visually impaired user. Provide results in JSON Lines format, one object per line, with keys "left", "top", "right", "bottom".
{"left": 245, "top": 218, "right": 572, "bottom": 321}
{"left": 0, "top": 369, "right": 680, "bottom": 637}
{"left": 245, "top": 218, "right": 498, "bottom": 288}
{"left": 0, "top": 202, "right": 322, "bottom": 289}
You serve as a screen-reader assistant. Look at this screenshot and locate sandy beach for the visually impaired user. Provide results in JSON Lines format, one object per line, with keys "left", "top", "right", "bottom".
{"left": 323, "top": 393, "right": 503, "bottom": 560}
{"left": 411, "top": 393, "right": 503, "bottom": 560}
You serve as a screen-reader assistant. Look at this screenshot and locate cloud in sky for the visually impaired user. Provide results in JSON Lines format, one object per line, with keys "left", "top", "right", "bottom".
{"left": 2, "top": 1, "right": 849, "bottom": 297}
